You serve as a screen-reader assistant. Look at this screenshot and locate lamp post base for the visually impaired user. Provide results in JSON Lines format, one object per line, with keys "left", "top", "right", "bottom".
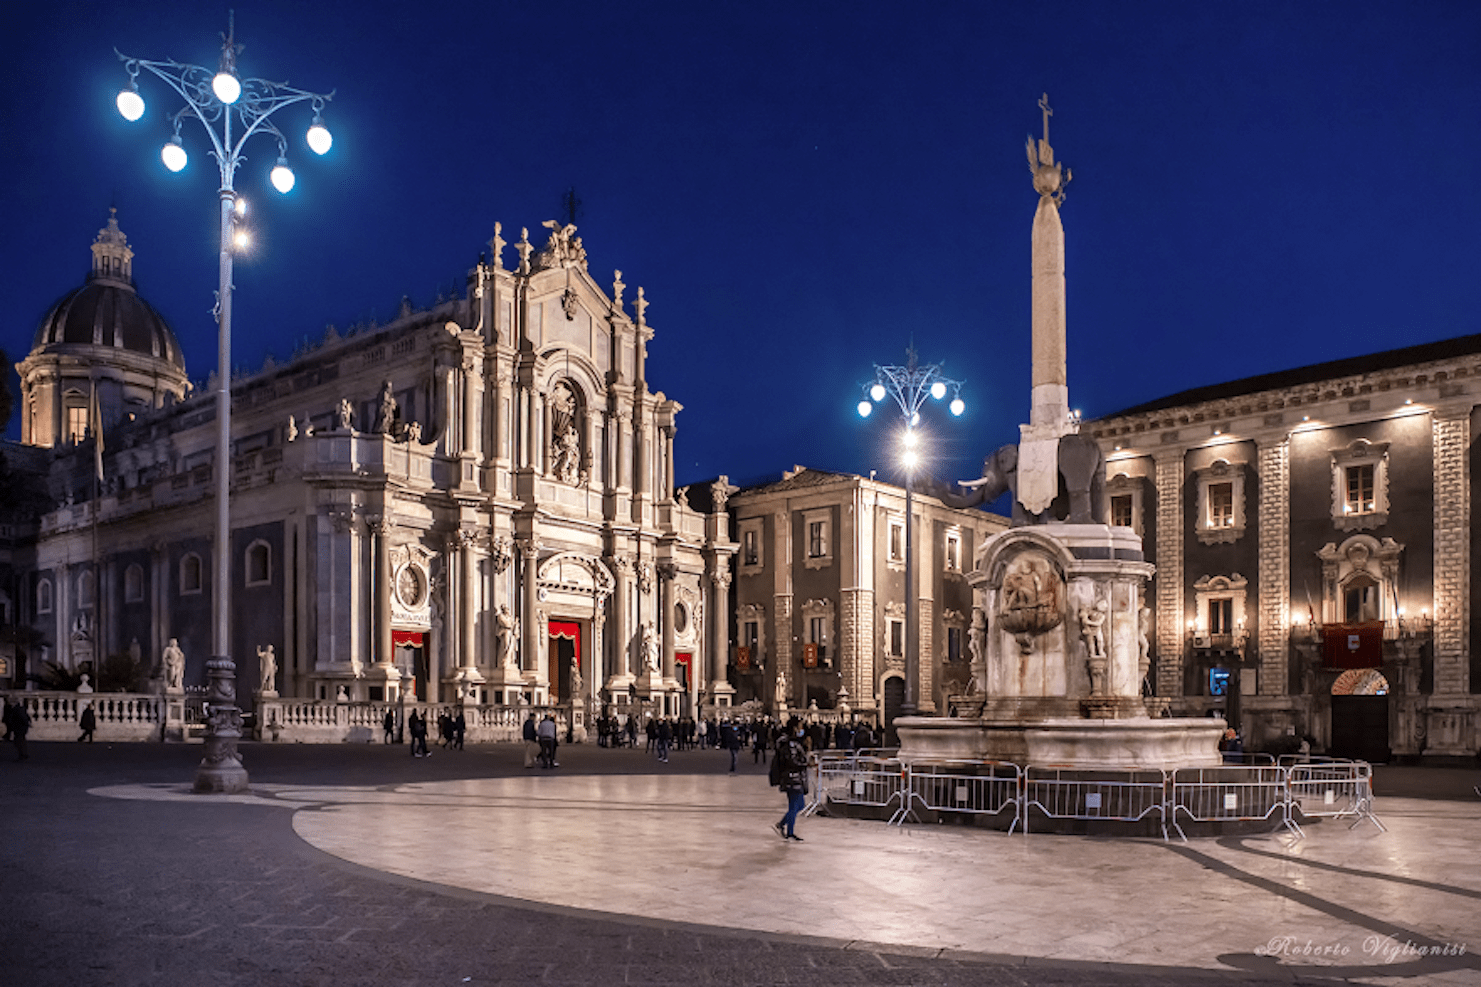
{"left": 193, "top": 657, "right": 250, "bottom": 794}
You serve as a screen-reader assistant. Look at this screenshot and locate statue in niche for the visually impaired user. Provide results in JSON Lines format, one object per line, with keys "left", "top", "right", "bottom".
{"left": 337, "top": 398, "right": 355, "bottom": 431}
{"left": 569, "top": 662, "right": 582, "bottom": 699}
{"left": 967, "top": 608, "right": 987, "bottom": 678}
{"left": 641, "top": 621, "right": 660, "bottom": 672}
{"left": 1079, "top": 599, "right": 1107, "bottom": 659}
{"left": 549, "top": 381, "right": 583, "bottom": 485}
{"left": 774, "top": 665, "right": 789, "bottom": 708}
{"left": 495, "top": 605, "right": 519, "bottom": 667}
{"left": 163, "top": 638, "right": 185, "bottom": 692}
{"left": 286, "top": 415, "right": 298, "bottom": 442}
{"left": 257, "top": 644, "right": 277, "bottom": 694}
{"left": 372, "top": 380, "right": 398, "bottom": 434}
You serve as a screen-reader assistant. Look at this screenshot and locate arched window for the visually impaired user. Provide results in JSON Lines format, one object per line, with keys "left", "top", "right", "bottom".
{"left": 37, "top": 578, "right": 53, "bottom": 615}
{"left": 124, "top": 564, "right": 145, "bottom": 603}
{"left": 180, "top": 553, "right": 203, "bottom": 595}
{"left": 78, "top": 570, "right": 95, "bottom": 609}
{"left": 245, "top": 540, "right": 271, "bottom": 587}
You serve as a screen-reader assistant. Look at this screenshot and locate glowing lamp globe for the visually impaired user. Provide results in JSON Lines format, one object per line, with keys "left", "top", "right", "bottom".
{"left": 870, "top": 383, "right": 886, "bottom": 402}
{"left": 270, "top": 159, "right": 296, "bottom": 193}
{"left": 930, "top": 381, "right": 946, "bottom": 400}
{"left": 212, "top": 71, "right": 241, "bottom": 104}
{"left": 857, "top": 400, "right": 873, "bottom": 418}
{"left": 306, "top": 121, "right": 333, "bottom": 155}
{"left": 116, "top": 87, "right": 145, "bottom": 121}
{"left": 902, "top": 450, "right": 918, "bottom": 469}
{"left": 949, "top": 397, "right": 965, "bottom": 416}
{"left": 161, "top": 138, "right": 187, "bottom": 172}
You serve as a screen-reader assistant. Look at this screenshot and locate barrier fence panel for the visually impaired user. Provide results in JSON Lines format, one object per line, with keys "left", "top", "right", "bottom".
{"left": 1287, "top": 761, "right": 1385, "bottom": 835}
{"left": 1023, "top": 767, "right": 1170, "bottom": 840}
{"left": 899, "top": 761, "right": 1024, "bottom": 833}
{"left": 1169, "top": 765, "right": 1294, "bottom": 841}
{"left": 815, "top": 755, "right": 907, "bottom": 820}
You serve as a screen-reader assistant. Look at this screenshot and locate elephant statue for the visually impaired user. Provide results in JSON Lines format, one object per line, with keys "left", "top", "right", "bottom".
{"left": 932, "top": 433, "right": 1105, "bottom": 526}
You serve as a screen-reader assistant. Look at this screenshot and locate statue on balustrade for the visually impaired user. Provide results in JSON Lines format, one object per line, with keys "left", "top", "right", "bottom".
{"left": 162, "top": 638, "right": 185, "bottom": 693}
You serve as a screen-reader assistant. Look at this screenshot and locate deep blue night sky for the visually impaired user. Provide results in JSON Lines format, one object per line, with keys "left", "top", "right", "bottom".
{"left": 4, "top": 1, "right": 1478, "bottom": 494}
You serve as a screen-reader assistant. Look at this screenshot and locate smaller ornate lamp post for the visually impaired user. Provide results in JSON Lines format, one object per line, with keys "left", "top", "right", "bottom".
{"left": 858, "top": 348, "right": 965, "bottom": 720}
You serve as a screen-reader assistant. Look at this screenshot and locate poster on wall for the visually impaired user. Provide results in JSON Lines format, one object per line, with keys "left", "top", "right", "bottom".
{"left": 1321, "top": 622, "right": 1384, "bottom": 669}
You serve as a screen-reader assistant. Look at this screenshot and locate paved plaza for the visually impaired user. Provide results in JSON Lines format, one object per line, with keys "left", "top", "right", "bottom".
{"left": 2, "top": 740, "right": 1477, "bottom": 986}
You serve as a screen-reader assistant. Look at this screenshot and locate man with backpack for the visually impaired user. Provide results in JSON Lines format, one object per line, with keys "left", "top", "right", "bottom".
{"left": 769, "top": 717, "right": 808, "bottom": 841}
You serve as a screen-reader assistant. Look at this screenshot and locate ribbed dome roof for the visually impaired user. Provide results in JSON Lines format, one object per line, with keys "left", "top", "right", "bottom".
{"left": 30, "top": 209, "right": 186, "bottom": 372}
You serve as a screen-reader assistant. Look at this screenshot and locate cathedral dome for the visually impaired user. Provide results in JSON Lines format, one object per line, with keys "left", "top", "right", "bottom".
{"left": 30, "top": 209, "right": 185, "bottom": 371}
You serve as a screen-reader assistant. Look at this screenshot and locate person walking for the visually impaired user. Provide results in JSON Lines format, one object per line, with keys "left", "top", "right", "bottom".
{"left": 752, "top": 719, "right": 769, "bottom": 764}
{"left": 78, "top": 702, "right": 96, "bottom": 743}
{"left": 383, "top": 709, "right": 396, "bottom": 744}
{"left": 522, "top": 711, "right": 539, "bottom": 768}
{"left": 409, "top": 710, "right": 429, "bottom": 757}
{"left": 453, "top": 710, "right": 466, "bottom": 750}
{"left": 720, "top": 718, "right": 740, "bottom": 773}
{"left": 770, "top": 717, "right": 808, "bottom": 841}
{"left": 2, "top": 696, "right": 14, "bottom": 742}
{"left": 537, "top": 712, "right": 559, "bottom": 768}
{"left": 655, "top": 716, "right": 672, "bottom": 763}
{"left": 10, "top": 698, "right": 31, "bottom": 761}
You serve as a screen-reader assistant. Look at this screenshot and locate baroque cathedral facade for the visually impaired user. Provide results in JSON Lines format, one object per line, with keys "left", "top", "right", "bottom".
{"left": 3, "top": 211, "right": 734, "bottom": 718}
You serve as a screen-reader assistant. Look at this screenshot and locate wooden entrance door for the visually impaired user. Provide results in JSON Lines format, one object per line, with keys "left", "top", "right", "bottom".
{"left": 1330, "top": 695, "right": 1390, "bottom": 762}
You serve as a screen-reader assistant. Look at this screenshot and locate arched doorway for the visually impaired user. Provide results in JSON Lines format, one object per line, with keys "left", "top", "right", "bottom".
{"left": 882, "top": 675, "right": 905, "bottom": 745}
{"left": 1330, "top": 668, "right": 1390, "bottom": 762}
{"left": 547, "top": 620, "right": 581, "bottom": 705}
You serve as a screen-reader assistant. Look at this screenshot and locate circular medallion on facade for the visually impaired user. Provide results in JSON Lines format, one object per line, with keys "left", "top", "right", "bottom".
{"left": 396, "top": 565, "right": 427, "bottom": 608}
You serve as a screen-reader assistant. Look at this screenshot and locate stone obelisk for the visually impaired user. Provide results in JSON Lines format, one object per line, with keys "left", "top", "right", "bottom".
{"left": 1017, "top": 93, "right": 1073, "bottom": 516}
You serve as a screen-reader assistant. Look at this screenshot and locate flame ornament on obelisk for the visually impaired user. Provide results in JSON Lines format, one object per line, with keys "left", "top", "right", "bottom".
{"left": 1018, "top": 92, "right": 1074, "bottom": 516}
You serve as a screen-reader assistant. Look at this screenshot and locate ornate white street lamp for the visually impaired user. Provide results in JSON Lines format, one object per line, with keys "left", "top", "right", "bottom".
{"left": 857, "top": 348, "right": 964, "bottom": 721}
{"left": 114, "top": 15, "right": 334, "bottom": 793}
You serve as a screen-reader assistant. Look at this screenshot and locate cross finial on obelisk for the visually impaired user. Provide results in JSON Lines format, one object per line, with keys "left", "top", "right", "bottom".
{"left": 1039, "top": 92, "right": 1052, "bottom": 147}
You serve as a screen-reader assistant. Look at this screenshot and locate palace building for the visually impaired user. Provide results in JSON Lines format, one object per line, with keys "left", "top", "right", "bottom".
{"left": 727, "top": 466, "right": 1008, "bottom": 723}
{"left": 1, "top": 211, "right": 734, "bottom": 720}
{"left": 1088, "top": 336, "right": 1481, "bottom": 762}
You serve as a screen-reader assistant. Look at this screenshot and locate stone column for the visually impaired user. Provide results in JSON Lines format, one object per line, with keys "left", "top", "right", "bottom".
{"left": 662, "top": 423, "right": 676, "bottom": 502}
{"left": 709, "top": 568, "right": 735, "bottom": 702}
{"left": 1433, "top": 411, "right": 1471, "bottom": 695}
{"left": 660, "top": 562, "right": 678, "bottom": 684}
{"left": 371, "top": 516, "right": 393, "bottom": 670}
{"left": 606, "top": 554, "right": 634, "bottom": 691}
{"left": 1153, "top": 449, "right": 1185, "bottom": 698}
{"left": 462, "top": 357, "right": 479, "bottom": 459}
{"left": 520, "top": 539, "right": 542, "bottom": 689}
{"left": 459, "top": 528, "right": 484, "bottom": 699}
{"left": 1256, "top": 438, "right": 1290, "bottom": 696}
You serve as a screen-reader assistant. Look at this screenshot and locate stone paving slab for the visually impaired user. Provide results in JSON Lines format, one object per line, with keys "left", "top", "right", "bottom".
{"left": 2, "top": 740, "right": 1477, "bottom": 985}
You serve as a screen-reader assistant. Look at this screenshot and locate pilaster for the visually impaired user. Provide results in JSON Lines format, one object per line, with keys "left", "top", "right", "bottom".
{"left": 1256, "top": 438, "right": 1290, "bottom": 696}
{"left": 1433, "top": 411, "right": 1470, "bottom": 694}
{"left": 1153, "top": 450, "right": 1185, "bottom": 696}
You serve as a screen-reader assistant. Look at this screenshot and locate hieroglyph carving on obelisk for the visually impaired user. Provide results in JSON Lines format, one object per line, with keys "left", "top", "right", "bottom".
{"left": 1018, "top": 93, "right": 1075, "bottom": 516}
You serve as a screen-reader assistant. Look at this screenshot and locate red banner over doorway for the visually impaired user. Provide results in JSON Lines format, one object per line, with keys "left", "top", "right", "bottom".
{"left": 1322, "top": 622, "right": 1383, "bottom": 669}
{"left": 391, "top": 630, "right": 423, "bottom": 647}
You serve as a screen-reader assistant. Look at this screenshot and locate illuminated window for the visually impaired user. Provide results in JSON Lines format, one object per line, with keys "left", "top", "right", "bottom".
{"left": 738, "top": 519, "right": 764, "bottom": 570}
{"left": 1345, "top": 464, "right": 1375, "bottom": 516}
{"left": 944, "top": 530, "right": 961, "bottom": 572}
{"left": 808, "top": 521, "right": 826, "bottom": 558}
{"left": 1208, "top": 482, "right": 1234, "bottom": 528}
{"left": 888, "top": 518, "right": 905, "bottom": 563}
{"left": 802, "top": 509, "right": 832, "bottom": 569}
{"left": 67, "top": 405, "right": 89, "bottom": 444}
{"left": 1194, "top": 459, "right": 1246, "bottom": 545}
{"left": 1111, "top": 494, "right": 1134, "bottom": 529}
{"left": 1331, "top": 439, "right": 1389, "bottom": 531}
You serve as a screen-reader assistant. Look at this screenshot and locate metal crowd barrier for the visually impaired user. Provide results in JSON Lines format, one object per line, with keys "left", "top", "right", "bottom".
{"left": 1169, "top": 765, "right": 1296, "bottom": 840}
{"left": 897, "top": 760, "right": 1024, "bottom": 832}
{"left": 1286, "top": 760, "right": 1385, "bottom": 836}
{"left": 810, "top": 754, "right": 1383, "bottom": 843}
{"left": 812, "top": 753, "right": 907, "bottom": 820}
{"left": 1023, "top": 766, "right": 1170, "bottom": 839}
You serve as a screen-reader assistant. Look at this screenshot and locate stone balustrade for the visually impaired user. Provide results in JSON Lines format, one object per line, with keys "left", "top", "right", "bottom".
{"left": 4, "top": 691, "right": 164, "bottom": 741}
